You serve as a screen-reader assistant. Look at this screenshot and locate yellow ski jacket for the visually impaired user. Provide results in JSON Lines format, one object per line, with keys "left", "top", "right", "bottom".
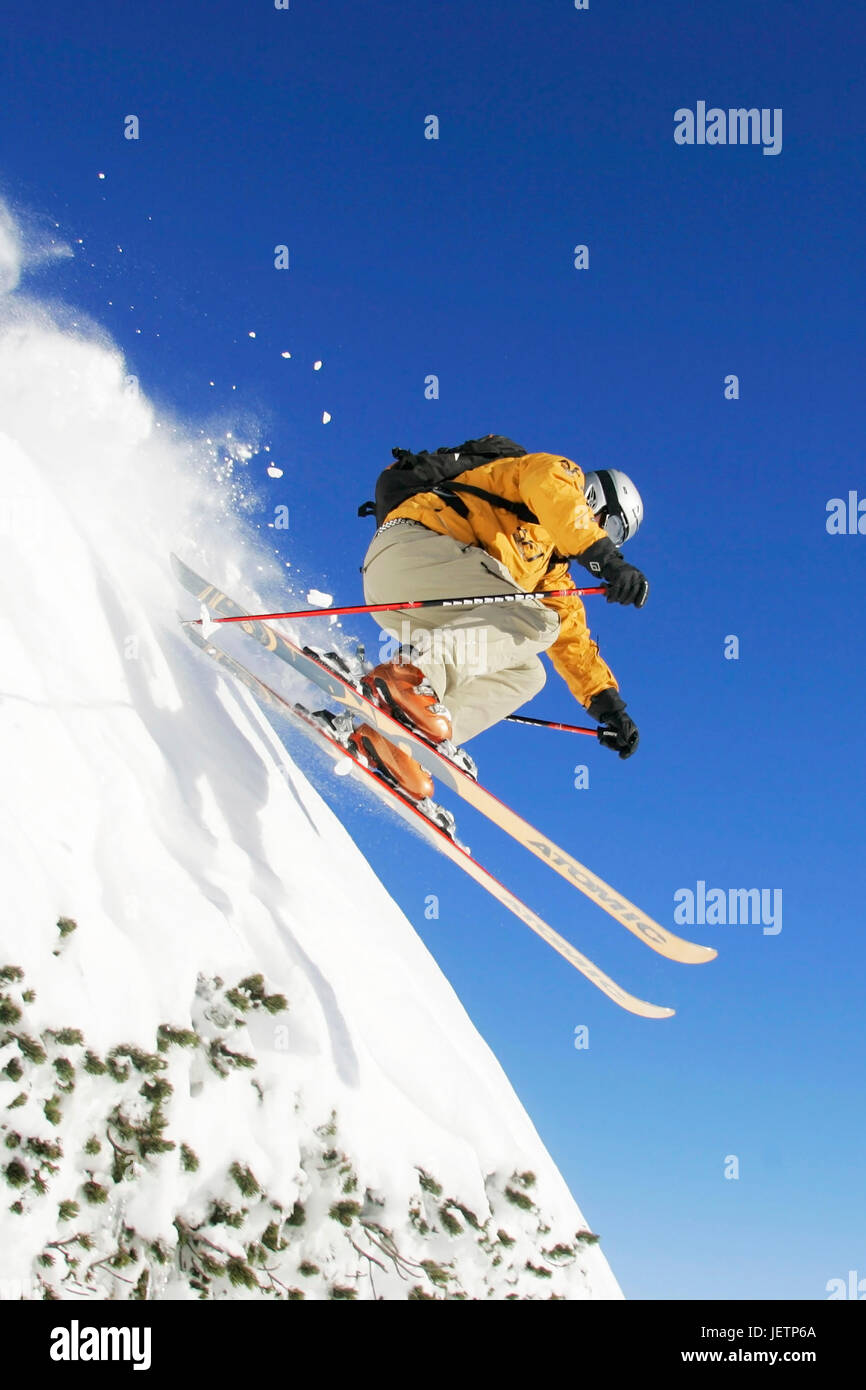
{"left": 387, "top": 451, "right": 619, "bottom": 707}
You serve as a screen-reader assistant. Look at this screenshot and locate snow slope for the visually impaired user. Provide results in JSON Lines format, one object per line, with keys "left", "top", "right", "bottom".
{"left": 0, "top": 220, "right": 622, "bottom": 1300}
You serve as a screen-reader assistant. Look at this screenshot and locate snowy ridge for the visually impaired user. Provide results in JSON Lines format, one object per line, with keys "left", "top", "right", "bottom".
{"left": 0, "top": 226, "right": 622, "bottom": 1299}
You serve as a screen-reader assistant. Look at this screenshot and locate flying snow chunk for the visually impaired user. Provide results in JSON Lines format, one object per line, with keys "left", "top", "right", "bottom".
{"left": 248, "top": 332, "right": 256, "bottom": 338}
{"left": 322, "top": 411, "right": 331, "bottom": 424}
{"left": 98, "top": 172, "right": 106, "bottom": 180}
{"left": 332, "top": 759, "right": 353, "bottom": 778}
{"left": 314, "top": 360, "right": 323, "bottom": 371}
{"left": 281, "top": 351, "right": 291, "bottom": 359}
{"left": 306, "top": 589, "right": 333, "bottom": 609}
{"left": 267, "top": 466, "right": 283, "bottom": 478}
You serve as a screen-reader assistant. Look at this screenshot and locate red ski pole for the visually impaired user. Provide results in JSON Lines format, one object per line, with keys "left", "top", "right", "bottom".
{"left": 506, "top": 713, "right": 597, "bottom": 736}
{"left": 189, "top": 587, "right": 607, "bottom": 627}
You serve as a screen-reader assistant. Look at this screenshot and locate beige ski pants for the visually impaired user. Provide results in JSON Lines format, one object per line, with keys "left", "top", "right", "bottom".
{"left": 361, "top": 521, "right": 560, "bottom": 744}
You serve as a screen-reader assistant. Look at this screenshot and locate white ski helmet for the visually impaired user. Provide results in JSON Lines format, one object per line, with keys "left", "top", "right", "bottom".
{"left": 583, "top": 469, "right": 643, "bottom": 545}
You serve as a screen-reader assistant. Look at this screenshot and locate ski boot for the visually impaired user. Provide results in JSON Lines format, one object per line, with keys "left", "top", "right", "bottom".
{"left": 349, "top": 722, "right": 462, "bottom": 839}
{"left": 350, "top": 722, "right": 434, "bottom": 802}
{"left": 302, "top": 645, "right": 478, "bottom": 781}
{"left": 361, "top": 657, "right": 478, "bottom": 781}
{"left": 299, "top": 707, "right": 461, "bottom": 841}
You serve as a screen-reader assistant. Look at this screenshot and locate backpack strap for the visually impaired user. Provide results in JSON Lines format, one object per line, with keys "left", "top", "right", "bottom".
{"left": 357, "top": 475, "right": 540, "bottom": 526}
{"left": 436, "top": 480, "right": 539, "bottom": 526}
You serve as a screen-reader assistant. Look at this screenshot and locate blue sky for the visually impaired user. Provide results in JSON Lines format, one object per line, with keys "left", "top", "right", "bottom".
{"left": 3, "top": 0, "right": 865, "bottom": 1298}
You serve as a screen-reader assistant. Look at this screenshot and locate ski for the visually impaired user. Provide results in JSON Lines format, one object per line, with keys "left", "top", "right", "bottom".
{"left": 170, "top": 553, "right": 715, "bottom": 967}
{"left": 180, "top": 621, "right": 674, "bottom": 1019}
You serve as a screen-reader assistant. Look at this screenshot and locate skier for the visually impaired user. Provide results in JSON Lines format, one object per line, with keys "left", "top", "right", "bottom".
{"left": 350, "top": 444, "right": 649, "bottom": 800}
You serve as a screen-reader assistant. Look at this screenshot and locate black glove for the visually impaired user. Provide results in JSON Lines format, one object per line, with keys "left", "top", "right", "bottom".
{"left": 577, "top": 537, "right": 649, "bottom": 608}
{"left": 587, "top": 687, "right": 639, "bottom": 759}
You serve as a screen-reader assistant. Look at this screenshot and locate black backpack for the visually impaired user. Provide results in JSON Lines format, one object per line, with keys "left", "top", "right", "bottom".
{"left": 357, "top": 434, "right": 539, "bottom": 528}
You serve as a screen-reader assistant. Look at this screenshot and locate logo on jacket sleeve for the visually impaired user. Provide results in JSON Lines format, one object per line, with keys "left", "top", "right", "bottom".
{"left": 558, "top": 458, "right": 583, "bottom": 479}
{"left": 512, "top": 525, "right": 546, "bottom": 563}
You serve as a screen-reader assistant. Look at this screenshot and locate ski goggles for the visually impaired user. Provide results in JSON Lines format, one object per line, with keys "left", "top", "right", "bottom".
{"left": 590, "top": 470, "right": 629, "bottom": 546}
{"left": 599, "top": 510, "right": 627, "bottom": 546}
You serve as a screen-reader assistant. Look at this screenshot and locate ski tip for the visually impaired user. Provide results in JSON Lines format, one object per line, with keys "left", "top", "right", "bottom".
{"left": 169, "top": 551, "right": 193, "bottom": 582}
{"left": 667, "top": 940, "right": 718, "bottom": 965}
{"left": 596, "top": 977, "right": 677, "bottom": 1019}
{"left": 169, "top": 552, "right": 190, "bottom": 584}
{"left": 607, "top": 995, "right": 675, "bottom": 1020}
{"left": 683, "top": 939, "right": 717, "bottom": 961}
{"left": 634, "top": 1002, "right": 676, "bottom": 1020}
